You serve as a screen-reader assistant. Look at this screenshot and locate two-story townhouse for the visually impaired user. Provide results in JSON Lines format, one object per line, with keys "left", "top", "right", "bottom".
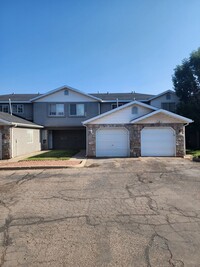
{"left": 0, "top": 85, "right": 189, "bottom": 158}
{"left": 31, "top": 86, "right": 102, "bottom": 150}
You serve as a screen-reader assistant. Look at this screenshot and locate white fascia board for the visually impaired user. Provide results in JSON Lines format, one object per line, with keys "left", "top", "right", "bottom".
{"left": 148, "top": 90, "right": 175, "bottom": 101}
{"left": 82, "top": 100, "right": 158, "bottom": 125}
{"left": 130, "top": 109, "right": 193, "bottom": 124}
{"left": 30, "top": 85, "right": 102, "bottom": 102}
{"left": 101, "top": 99, "right": 149, "bottom": 103}
{"left": 0, "top": 101, "right": 31, "bottom": 103}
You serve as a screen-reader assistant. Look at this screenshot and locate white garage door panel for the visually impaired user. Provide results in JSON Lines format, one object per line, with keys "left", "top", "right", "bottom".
{"left": 141, "top": 128, "right": 175, "bottom": 156}
{"left": 96, "top": 128, "right": 129, "bottom": 157}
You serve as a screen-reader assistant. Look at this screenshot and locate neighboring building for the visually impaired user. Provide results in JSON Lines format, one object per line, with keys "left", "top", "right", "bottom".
{"left": 0, "top": 94, "right": 42, "bottom": 121}
{"left": 0, "top": 112, "right": 43, "bottom": 159}
{"left": 0, "top": 85, "right": 191, "bottom": 158}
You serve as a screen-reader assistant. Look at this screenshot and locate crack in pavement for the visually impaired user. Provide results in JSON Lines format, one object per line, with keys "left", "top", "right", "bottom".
{"left": 145, "top": 232, "right": 184, "bottom": 267}
{"left": 0, "top": 215, "right": 12, "bottom": 267}
{"left": 4, "top": 215, "right": 98, "bottom": 228}
{"left": 16, "top": 170, "right": 45, "bottom": 185}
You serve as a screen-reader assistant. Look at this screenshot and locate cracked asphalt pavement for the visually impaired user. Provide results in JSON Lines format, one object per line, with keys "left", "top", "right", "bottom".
{"left": 0, "top": 157, "right": 200, "bottom": 266}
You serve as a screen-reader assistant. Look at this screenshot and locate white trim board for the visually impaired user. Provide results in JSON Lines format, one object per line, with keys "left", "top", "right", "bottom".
{"left": 130, "top": 109, "right": 193, "bottom": 124}
{"left": 83, "top": 101, "right": 158, "bottom": 124}
{"left": 30, "top": 85, "right": 102, "bottom": 102}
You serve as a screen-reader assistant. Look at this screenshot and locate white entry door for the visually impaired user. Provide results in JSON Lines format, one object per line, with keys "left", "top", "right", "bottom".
{"left": 96, "top": 128, "right": 129, "bottom": 157}
{"left": 141, "top": 127, "right": 176, "bottom": 156}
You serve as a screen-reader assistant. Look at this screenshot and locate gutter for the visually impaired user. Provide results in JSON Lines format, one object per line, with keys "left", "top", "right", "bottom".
{"left": 10, "top": 122, "right": 44, "bottom": 128}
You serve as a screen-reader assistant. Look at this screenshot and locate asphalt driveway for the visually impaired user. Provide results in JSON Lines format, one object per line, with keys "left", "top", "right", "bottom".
{"left": 0, "top": 157, "right": 200, "bottom": 266}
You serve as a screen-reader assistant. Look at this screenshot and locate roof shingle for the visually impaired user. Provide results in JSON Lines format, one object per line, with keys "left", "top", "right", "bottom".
{"left": 90, "top": 92, "right": 154, "bottom": 101}
{"left": 0, "top": 112, "right": 43, "bottom": 128}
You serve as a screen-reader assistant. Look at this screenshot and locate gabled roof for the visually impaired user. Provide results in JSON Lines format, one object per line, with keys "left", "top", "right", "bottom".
{"left": 0, "top": 112, "right": 43, "bottom": 128}
{"left": 30, "top": 85, "right": 102, "bottom": 102}
{"left": 148, "top": 90, "right": 176, "bottom": 101}
{"left": 83, "top": 101, "right": 158, "bottom": 124}
{"left": 0, "top": 94, "right": 42, "bottom": 102}
{"left": 90, "top": 92, "right": 154, "bottom": 101}
{"left": 130, "top": 109, "right": 193, "bottom": 124}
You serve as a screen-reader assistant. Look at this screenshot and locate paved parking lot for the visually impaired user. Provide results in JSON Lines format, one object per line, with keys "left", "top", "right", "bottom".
{"left": 0, "top": 157, "right": 200, "bottom": 266}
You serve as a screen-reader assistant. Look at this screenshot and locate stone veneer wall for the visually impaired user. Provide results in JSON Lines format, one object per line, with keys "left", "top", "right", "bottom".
{"left": 0, "top": 126, "right": 12, "bottom": 159}
{"left": 86, "top": 123, "right": 185, "bottom": 157}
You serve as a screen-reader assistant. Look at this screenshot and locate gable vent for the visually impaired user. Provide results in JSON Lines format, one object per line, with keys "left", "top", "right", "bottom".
{"left": 64, "top": 90, "right": 69, "bottom": 95}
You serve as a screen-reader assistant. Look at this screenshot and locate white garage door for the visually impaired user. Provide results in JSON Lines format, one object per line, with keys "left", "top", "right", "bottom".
{"left": 96, "top": 128, "right": 129, "bottom": 157}
{"left": 141, "top": 127, "right": 175, "bottom": 156}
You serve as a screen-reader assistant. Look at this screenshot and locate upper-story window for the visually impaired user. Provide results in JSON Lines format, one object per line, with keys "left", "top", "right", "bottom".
{"left": 111, "top": 103, "right": 124, "bottom": 109}
{"left": 69, "top": 104, "right": 85, "bottom": 116}
{"left": 132, "top": 106, "right": 138, "bottom": 114}
{"left": 0, "top": 104, "right": 9, "bottom": 113}
{"left": 166, "top": 93, "right": 171, "bottom": 100}
{"left": 161, "top": 102, "right": 176, "bottom": 112}
{"left": 49, "top": 104, "right": 64, "bottom": 116}
{"left": 12, "top": 104, "right": 24, "bottom": 114}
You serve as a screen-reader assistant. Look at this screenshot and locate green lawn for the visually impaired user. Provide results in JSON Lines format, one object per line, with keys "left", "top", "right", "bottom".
{"left": 24, "top": 150, "right": 79, "bottom": 161}
{"left": 186, "top": 149, "right": 200, "bottom": 158}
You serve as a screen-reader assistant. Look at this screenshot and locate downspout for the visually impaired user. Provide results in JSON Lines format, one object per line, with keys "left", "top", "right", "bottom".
{"left": 98, "top": 102, "right": 101, "bottom": 115}
{"left": 183, "top": 123, "right": 189, "bottom": 155}
{"left": 11, "top": 123, "right": 17, "bottom": 158}
{"left": 9, "top": 99, "right": 12, "bottom": 115}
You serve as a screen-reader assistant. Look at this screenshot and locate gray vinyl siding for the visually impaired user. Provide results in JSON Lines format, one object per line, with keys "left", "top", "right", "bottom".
{"left": 100, "top": 102, "right": 129, "bottom": 114}
{"left": 0, "top": 103, "right": 34, "bottom": 121}
{"left": 100, "top": 103, "right": 114, "bottom": 114}
{"left": 149, "top": 94, "right": 179, "bottom": 109}
{"left": 13, "top": 103, "right": 33, "bottom": 121}
{"left": 33, "top": 102, "right": 100, "bottom": 127}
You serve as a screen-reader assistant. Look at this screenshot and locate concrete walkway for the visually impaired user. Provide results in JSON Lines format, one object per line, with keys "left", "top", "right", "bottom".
{"left": 0, "top": 150, "right": 87, "bottom": 170}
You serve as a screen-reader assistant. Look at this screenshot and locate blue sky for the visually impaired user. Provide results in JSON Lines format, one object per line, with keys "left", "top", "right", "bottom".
{"left": 0, "top": 0, "right": 200, "bottom": 95}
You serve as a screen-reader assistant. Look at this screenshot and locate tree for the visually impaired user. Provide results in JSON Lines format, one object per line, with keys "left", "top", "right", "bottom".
{"left": 172, "top": 47, "right": 200, "bottom": 149}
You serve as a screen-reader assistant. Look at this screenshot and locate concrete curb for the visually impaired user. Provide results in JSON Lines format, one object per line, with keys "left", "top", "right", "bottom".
{"left": 0, "top": 159, "right": 87, "bottom": 171}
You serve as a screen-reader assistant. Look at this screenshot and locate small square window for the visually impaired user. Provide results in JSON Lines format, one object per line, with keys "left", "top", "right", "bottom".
{"left": 132, "top": 106, "right": 138, "bottom": 114}
{"left": 64, "top": 90, "right": 69, "bottom": 95}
